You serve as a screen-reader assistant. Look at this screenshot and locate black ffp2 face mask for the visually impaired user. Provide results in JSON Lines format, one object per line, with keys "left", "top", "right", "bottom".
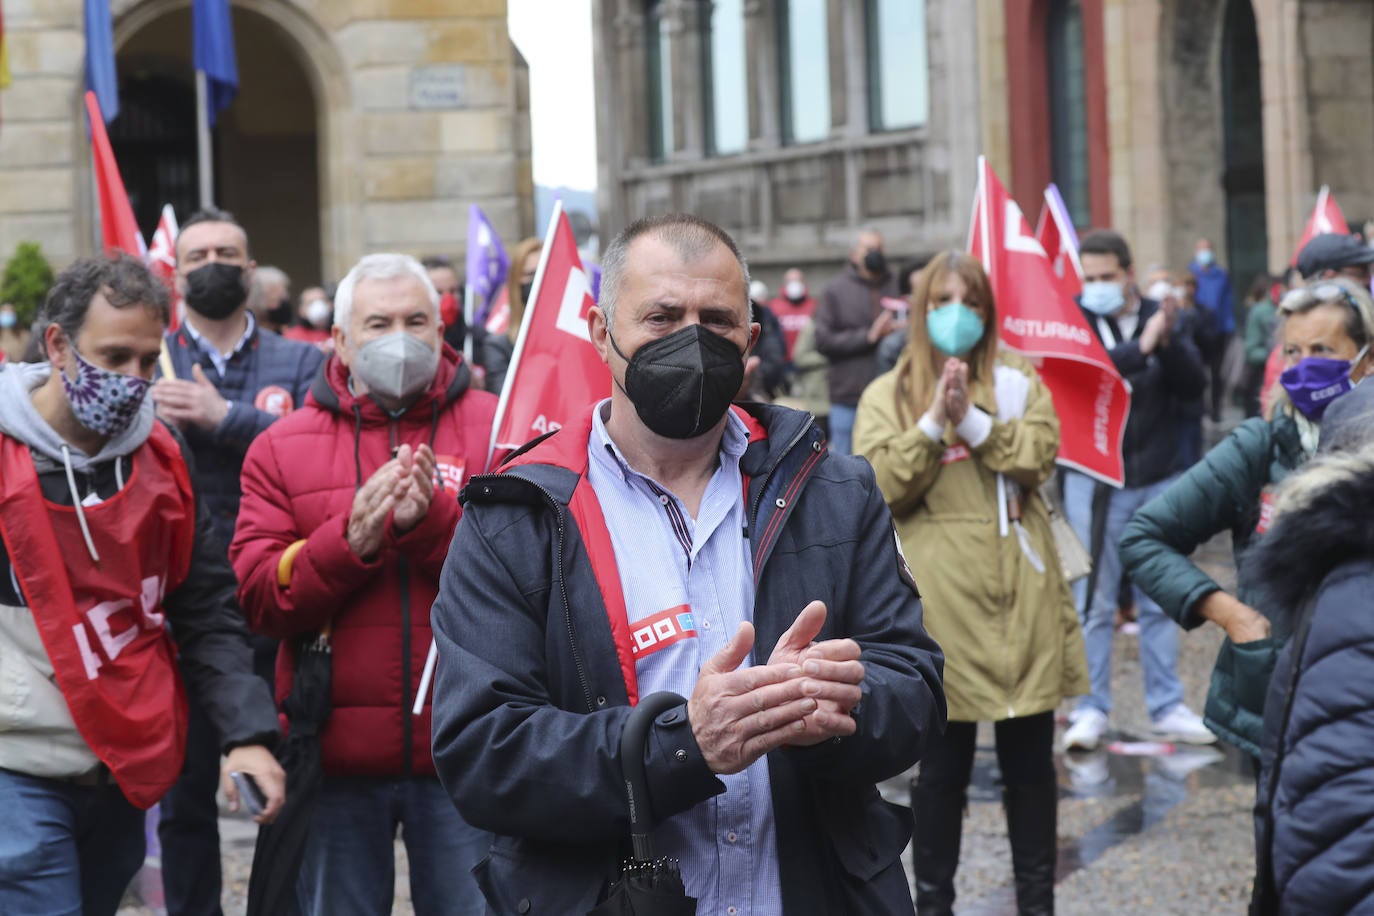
{"left": 608, "top": 323, "right": 747, "bottom": 439}
{"left": 183, "top": 262, "right": 248, "bottom": 320}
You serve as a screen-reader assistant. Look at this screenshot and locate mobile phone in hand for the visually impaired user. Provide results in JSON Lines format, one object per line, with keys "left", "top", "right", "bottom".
{"left": 230, "top": 770, "right": 266, "bottom": 816}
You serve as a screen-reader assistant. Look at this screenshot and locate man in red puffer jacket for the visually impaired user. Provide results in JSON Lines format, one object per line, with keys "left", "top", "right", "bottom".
{"left": 231, "top": 253, "right": 496, "bottom": 915}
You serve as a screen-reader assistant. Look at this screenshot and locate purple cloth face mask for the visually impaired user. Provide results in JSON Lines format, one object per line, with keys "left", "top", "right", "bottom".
{"left": 61, "top": 347, "right": 152, "bottom": 438}
{"left": 1279, "top": 348, "right": 1366, "bottom": 421}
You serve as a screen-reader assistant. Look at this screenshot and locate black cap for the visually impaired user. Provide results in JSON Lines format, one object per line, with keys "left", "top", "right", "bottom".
{"left": 1296, "top": 233, "right": 1374, "bottom": 280}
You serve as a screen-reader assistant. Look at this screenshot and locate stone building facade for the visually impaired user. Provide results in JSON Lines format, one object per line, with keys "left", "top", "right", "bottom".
{"left": 979, "top": 0, "right": 1374, "bottom": 296}
{"left": 0, "top": 0, "right": 534, "bottom": 287}
{"left": 591, "top": 0, "right": 985, "bottom": 286}
{"left": 596, "top": 0, "right": 1374, "bottom": 295}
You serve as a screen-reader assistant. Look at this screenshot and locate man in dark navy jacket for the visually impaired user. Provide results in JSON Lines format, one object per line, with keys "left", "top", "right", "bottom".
{"left": 150, "top": 207, "right": 322, "bottom": 916}
{"left": 1061, "top": 229, "right": 1213, "bottom": 755}
{"left": 430, "top": 213, "right": 946, "bottom": 915}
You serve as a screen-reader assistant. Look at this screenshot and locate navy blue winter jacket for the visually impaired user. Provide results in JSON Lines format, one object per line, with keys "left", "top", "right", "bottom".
{"left": 1250, "top": 457, "right": 1374, "bottom": 914}
{"left": 1079, "top": 297, "right": 1207, "bottom": 488}
{"left": 430, "top": 402, "right": 946, "bottom": 915}
{"left": 161, "top": 322, "right": 323, "bottom": 544}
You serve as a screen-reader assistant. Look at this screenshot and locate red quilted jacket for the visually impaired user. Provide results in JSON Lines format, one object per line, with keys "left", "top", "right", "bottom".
{"left": 231, "top": 345, "right": 497, "bottom": 777}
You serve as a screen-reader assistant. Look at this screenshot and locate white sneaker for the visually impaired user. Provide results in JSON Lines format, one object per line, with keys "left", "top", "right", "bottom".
{"left": 1150, "top": 705, "right": 1217, "bottom": 745}
{"left": 1063, "top": 708, "right": 1108, "bottom": 752}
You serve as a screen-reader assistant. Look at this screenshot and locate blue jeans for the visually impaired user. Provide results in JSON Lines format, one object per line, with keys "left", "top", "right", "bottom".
{"left": 0, "top": 767, "right": 146, "bottom": 916}
{"left": 828, "top": 403, "right": 857, "bottom": 455}
{"left": 1062, "top": 471, "right": 1185, "bottom": 720}
{"left": 297, "top": 776, "right": 489, "bottom": 916}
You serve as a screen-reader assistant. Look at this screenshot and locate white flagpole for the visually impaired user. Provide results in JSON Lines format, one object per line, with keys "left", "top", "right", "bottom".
{"left": 462, "top": 285, "right": 476, "bottom": 366}
{"left": 196, "top": 71, "right": 213, "bottom": 207}
{"left": 412, "top": 641, "right": 438, "bottom": 716}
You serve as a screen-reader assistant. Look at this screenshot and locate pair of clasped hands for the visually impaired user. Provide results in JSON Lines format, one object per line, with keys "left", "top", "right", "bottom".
{"left": 346, "top": 443, "right": 437, "bottom": 560}
{"left": 688, "top": 601, "right": 864, "bottom": 775}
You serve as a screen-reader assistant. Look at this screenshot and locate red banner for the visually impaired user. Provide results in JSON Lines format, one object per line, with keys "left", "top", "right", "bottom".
{"left": 969, "top": 157, "right": 1129, "bottom": 487}
{"left": 488, "top": 202, "right": 611, "bottom": 458}
{"left": 85, "top": 91, "right": 143, "bottom": 258}
{"left": 147, "top": 204, "right": 183, "bottom": 329}
{"left": 1292, "top": 185, "right": 1350, "bottom": 265}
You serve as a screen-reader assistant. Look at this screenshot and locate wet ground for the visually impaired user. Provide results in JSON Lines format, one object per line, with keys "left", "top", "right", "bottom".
{"left": 122, "top": 412, "right": 1257, "bottom": 915}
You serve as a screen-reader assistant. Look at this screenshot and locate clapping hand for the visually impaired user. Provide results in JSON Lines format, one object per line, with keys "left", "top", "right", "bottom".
{"left": 942, "top": 359, "right": 970, "bottom": 425}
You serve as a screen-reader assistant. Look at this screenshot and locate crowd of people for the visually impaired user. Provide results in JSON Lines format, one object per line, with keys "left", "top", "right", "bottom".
{"left": 1, "top": 201, "right": 1373, "bottom": 915}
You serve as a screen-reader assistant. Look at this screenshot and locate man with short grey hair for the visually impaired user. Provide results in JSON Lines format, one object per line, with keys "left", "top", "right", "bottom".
{"left": 431, "top": 213, "right": 945, "bottom": 914}
{"left": 232, "top": 252, "right": 498, "bottom": 914}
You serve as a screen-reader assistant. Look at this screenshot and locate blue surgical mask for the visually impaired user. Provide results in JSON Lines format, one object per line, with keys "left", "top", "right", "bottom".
{"left": 0, "top": 311, "right": 15, "bottom": 330}
{"left": 926, "top": 302, "right": 985, "bottom": 357}
{"left": 1081, "top": 281, "right": 1125, "bottom": 316}
{"left": 1196, "top": 249, "right": 1215, "bottom": 267}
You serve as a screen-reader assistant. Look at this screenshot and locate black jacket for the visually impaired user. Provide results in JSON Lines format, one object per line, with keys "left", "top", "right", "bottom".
{"left": 1079, "top": 297, "right": 1207, "bottom": 487}
{"left": 1250, "top": 453, "right": 1374, "bottom": 914}
{"left": 162, "top": 322, "right": 324, "bottom": 545}
{"left": 430, "top": 402, "right": 946, "bottom": 915}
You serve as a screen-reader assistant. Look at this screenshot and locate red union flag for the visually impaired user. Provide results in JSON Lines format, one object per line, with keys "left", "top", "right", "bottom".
{"left": 1035, "top": 183, "right": 1083, "bottom": 300}
{"left": 147, "top": 204, "right": 184, "bottom": 329}
{"left": 969, "top": 157, "right": 1129, "bottom": 486}
{"left": 489, "top": 201, "right": 611, "bottom": 457}
{"left": 1292, "top": 185, "right": 1351, "bottom": 265}
{"left": 85, "top": 91, "right": 143, "bottom": 258}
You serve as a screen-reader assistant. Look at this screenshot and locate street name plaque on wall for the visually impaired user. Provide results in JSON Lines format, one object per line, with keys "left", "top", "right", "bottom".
{"left": 410, "top": 66, "right": 467, "bottom": 110}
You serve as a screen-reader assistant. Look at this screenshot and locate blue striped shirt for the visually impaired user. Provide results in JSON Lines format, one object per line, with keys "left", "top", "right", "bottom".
{"left": 587, "top": 400, "right": 783, "bottom": 916}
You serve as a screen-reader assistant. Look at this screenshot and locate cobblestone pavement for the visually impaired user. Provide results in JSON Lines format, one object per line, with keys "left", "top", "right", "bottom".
{"left": 123, "top": 414, "right": 1258, "bottom": 915}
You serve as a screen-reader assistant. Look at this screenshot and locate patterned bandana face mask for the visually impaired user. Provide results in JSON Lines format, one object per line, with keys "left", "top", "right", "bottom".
{"left": 61, "top": 346, "right": 152, "bottom": 438}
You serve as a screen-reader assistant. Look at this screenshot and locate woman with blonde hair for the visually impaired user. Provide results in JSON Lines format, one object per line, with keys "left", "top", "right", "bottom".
{"left": 481, "top": 236, "right": 542, "bottom": 394}
{"left": 855, "top": 250, "right": 1087, "bottom": 916}
{"left": 1122, "top": 276, "right": 1374, "bottom": 764}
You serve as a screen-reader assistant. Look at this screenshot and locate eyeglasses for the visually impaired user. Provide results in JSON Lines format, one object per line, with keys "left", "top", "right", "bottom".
{"left": 1279, "top": 282, "right": 1361, "bottom": 314}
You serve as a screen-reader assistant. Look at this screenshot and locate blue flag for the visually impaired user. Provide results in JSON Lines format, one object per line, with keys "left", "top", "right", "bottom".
{"left": 193, "top": 0, "right": 238, "bottom": 126}
{"left": 84, "top": 0, "right": 118, "bottom": 122}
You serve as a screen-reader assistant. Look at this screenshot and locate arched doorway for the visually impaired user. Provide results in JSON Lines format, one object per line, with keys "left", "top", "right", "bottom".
{"left": 1221, "top": 0, "right": 1267, "bottom": 302}
{"left": 114, "top": 4, "right": 323, "bottom": 288}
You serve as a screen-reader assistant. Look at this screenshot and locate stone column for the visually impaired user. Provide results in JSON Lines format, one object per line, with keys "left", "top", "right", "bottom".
{"left": 974, "top": 0, "right": 1012, "bottom": 182}
{"left": 1102, "top": 0, "right": 1168, "bottom": 265}
{"left": 0, "top": 1, "right": 85, "bottom": 263}
{"left": 743, "top": 0, "right": 780, "bottom": 147}
{"left": 663, "top": 0, "right": 705, "bottom": 160}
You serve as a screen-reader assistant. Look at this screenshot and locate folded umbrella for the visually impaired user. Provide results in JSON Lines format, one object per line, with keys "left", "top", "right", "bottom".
{"left": 246, "top": 630, "right": 333, "bottom": 916}
{"left": 588, "top": 691, "right": 697, "bottom": 916}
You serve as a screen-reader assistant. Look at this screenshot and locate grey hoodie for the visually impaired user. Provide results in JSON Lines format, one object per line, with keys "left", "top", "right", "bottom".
{"left": 0, "top": 361, "right": 280, "bottom": 782}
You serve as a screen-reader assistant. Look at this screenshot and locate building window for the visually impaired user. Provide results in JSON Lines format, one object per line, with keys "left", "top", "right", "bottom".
{"left": 866, "top": 0, "right": 928, "bottom": 131}
{"left": 777, "top": 0, "right": 830, "bottom": 144}
{"left": 701, "top": 0, "right": 748, "bottom": 155}
{"left": 647, "top": 1, "right": 675, "bottom": 162}
{"left": 1047, "top": 0, "right": 1090, "bottom": 227}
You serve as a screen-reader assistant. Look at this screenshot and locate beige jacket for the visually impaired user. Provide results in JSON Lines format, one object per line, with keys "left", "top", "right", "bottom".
{"left": 855, "top": 351, "right": 1088, "bottom": 722}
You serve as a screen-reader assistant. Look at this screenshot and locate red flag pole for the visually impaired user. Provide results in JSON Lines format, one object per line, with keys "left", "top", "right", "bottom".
{"left": 487, "top": 199, "right": 565, "bottom": 467}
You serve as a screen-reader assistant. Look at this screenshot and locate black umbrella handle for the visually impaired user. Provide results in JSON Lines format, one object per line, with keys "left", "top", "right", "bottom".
{"left": 620, "top": 691, "right": 687, "bottom": 862}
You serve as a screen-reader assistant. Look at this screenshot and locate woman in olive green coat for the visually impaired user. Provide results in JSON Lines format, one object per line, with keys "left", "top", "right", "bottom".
{"left": 856, "top": 251, "right": 1086, "bottom": 916}
{"left": 1121, "top": 277, "right": 1374, "bottom": 760}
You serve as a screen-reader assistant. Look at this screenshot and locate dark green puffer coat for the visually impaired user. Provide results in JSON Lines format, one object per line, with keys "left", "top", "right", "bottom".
{"left": 1119, "top": 412, "right": 1307, "bottom": 758}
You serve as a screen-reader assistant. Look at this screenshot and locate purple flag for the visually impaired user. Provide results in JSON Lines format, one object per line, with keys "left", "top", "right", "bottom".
{"left": 466, "top": 205, "right": 509, "bottom": 312}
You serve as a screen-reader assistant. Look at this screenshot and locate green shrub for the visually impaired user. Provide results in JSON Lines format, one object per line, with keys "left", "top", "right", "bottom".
{"left": 0, "top": 243, "right": 55, "bottom": 327}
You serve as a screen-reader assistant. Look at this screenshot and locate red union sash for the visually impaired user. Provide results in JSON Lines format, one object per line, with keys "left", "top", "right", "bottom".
{"left": 0, "top": 425, "right": 194, "bottom": 809}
